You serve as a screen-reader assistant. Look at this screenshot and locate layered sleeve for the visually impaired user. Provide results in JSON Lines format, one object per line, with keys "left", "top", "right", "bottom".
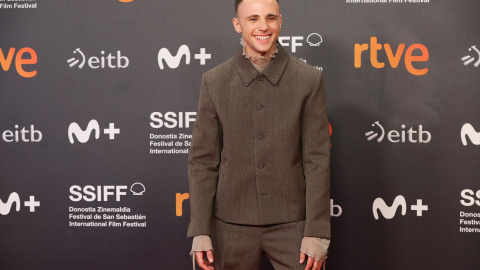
{"left": 187, "top": 73, "right": 223, "bottom": 237}
{"left": 301, "top": 71, "right": 331, "bottom": 239}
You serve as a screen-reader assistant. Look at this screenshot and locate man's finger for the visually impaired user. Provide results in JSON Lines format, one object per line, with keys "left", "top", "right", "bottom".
{"left": 304, "top": 256, "right": 314, "bottom": 270}
{"left": 206, "top": 249, "right": 214, "bottom": 263}
{"left": 299, "top": 251, "right": 306, "bottom": 264}
{"left": 312, "top": 260, "right": 320, "bottom": 270}
{"left": 195, "top": 251, "right": 214, "bottom": 270}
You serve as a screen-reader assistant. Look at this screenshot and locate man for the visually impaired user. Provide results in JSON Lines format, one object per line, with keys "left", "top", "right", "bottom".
{"left": 187, "top": 0, "right": 331, "bottom": 269}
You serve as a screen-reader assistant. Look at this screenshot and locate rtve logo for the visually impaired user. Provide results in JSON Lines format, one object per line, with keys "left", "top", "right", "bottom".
{"left": 1, "top": 125, "right": 42, "bottom": 143}
{"left": 67, "top": 48, "right": 129, "bottom": 69}
{"left": 460, "top": 123, "right": 480, "bottom": 146}
{"left": 278, "top": 33, "right": 323, "bottom": 53}
{"left": 175, "top": 192, "right": 343, "bottom": 217}
{"left": 354, "top": 37, "right": 429, "bottom": 76}
{"left": 372, "top": 195, "right": 428, "bottom": 220}
{"left": 0, "top": 192, "right": 40, "bottom": 215}
{"left": 0, "top": 47, "right": 37, "bottom": 78}
{"left": 365, "top": 121, "right": 431, "bottom": 143}
{"left": 68, "top": 119, "right": 120, "bottom": 144}
{"left": 158, "top": 45, "right": 211, "bottom": 70}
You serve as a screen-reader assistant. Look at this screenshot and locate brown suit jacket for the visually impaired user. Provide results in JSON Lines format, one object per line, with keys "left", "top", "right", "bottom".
{"left": 187, "top": 45, "right": 330, "bottom": 239}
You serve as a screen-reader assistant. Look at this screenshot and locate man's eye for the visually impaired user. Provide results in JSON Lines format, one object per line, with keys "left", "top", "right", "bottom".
{"left": 249, "top": 18, "right": 257, "bottom": 22}
{"left": 268, "top": 17, "right": 277, "bottom": 21}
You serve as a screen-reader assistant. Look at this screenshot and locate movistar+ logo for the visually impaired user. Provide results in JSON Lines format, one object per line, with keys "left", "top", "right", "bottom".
{"left": 68, "top": 119, "right": 120, "bottom": 144}
{"left": 0, "top": 192, "right": 40, "bottom": 215}
{"left": 461, "top": 123, "right": 480, "bottom": 146}
{"left": 158, "top": 45, "right": 211, "bottom": 70}
{"left": 373, "top": 195, "right": 428, "bottom": 220}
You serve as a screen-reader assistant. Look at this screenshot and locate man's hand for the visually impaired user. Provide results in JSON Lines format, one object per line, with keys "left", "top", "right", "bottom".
{"left": 300, "top": 251, "right": 323, "bottom": 270}
{"left": 195, "top": 249, "right": 214, "bottom": 270}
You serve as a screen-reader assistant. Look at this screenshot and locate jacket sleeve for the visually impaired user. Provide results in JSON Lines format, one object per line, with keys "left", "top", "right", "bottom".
{"left": 187, "top": 73, "right": 223, "bottom": 237}
{"left": 301, "top": 71, "right": 331, "bottom": 239}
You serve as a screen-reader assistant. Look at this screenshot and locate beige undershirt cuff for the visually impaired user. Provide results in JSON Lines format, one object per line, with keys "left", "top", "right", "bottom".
{"left": 190, "top": 235, "right": 213, "bottom": 270}
{"left": 190, "top": 235, "right": 213, "bottom": 255}
{"left": 300, "top": 236, "right": 330, "bottom": 262}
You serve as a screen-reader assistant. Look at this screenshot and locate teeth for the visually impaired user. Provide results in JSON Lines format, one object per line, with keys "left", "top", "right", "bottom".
{"left": 255, "top": 36, "right": 269, "bottom": 40}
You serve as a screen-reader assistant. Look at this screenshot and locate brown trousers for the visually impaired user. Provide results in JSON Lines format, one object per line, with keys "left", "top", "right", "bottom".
{"left": 211, "top": 218, "right": 307, "bottom": 270}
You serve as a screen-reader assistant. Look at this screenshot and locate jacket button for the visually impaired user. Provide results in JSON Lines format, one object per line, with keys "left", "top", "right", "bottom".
{"left": 258, "top": 163, "right": 265, "bottom": 169}
{"left": 257, "top": 75, "right": 264, "bottom": 81}
{"left": 257, "top": 133, "right": 264, "bottom": 139}
{"left": 256, "top": 104, "right": 264, "bottom": 110}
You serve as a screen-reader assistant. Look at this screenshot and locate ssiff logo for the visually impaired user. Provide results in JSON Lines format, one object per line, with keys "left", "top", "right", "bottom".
{"left": 0, "top": 192, "right": 40, "bottom": 215}
{"left": 67, "top": 48, "right": 129, "bottom": 69}
{"left": 373, "top": 195, "right": 428, "bottom": 220}
{"left": 0, "top": 47, "right": 37, "bottom": 78}
{"left": 461, "top": 45, "right": 480, "bottom": 68}
{"left": 354, "top": 37, "right": 429, "bottom": 75}
{"left": 365, "top": 121, "right": 431, "bottom": 143}
{"left": 68, "top": 120, "right": 120, "bottom": 144}
{"left": 461, "top": 123, "right": 480, "bottom": 146}
{"left": 278, "top": 33, "right": 323, "bottom": 53}
{"left": 69, "top": 183, "right": 145, "bottom": 202}
{"left": 158, "top": 45, "right": 211, "bottom": 70}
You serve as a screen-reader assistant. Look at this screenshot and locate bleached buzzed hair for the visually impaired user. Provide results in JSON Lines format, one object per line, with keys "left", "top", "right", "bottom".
{"left": 235, "top": 0, "right": 279, "bottom": 15}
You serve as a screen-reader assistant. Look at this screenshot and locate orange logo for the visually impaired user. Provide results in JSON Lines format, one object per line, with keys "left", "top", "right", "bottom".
{"left": 119, "top": 0, "right": 134, "bottom": 2}
{"left": 354, "top": 37, "right": 429, "bottom": 76}
{"left": 0, "top": 47, "right": 37, "bottom": 78}
{"left": 329, "top": 122, "right": 332, "bottom": 147}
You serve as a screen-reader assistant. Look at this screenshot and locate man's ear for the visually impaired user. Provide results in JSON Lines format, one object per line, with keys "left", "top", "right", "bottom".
{"left": 232, "top": 18, "right": 242, "bottom": 33}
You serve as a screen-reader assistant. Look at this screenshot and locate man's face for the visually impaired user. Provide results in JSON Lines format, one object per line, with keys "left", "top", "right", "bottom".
{"left": 233, "top": 0, "right": 282, "bottom": 58}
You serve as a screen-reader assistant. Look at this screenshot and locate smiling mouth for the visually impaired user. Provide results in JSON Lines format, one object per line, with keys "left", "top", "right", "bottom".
{"left": 255, "top": 35, "right": 270, "bottom": 41}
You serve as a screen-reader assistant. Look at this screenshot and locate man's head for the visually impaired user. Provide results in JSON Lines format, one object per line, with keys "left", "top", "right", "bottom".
{"left": 233, "top": 0, "right": 282, "bottom": 58}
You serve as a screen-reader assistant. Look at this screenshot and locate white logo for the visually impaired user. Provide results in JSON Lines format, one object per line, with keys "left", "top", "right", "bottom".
{"left": 0, "top": 192, "right": 20, "bottom": 215}
{"left": 365, "top": 121, "right": 431, "bottom": 143}
{"left": 150, "top": 112, "right": 196, "bottom": 128}
{"left": 278, "top": 33, "right": 323, "bottom": 53}
{"left": 460, "top": 189, "right": 480, "bottom": 206}
{"left": 67, "top": 48, "right": 129, "bottom": 69}
{"left": 130, "top": 183, "right": 146, "bottom": 195}
{"left": 0, "top": 192, "right": 40, "bottom": 215}
{"left": 158, "top": 45, "right": 211, "bottom": 70}
{"left": 1, "top": 125, "right": 42, "bottom": 142}
{"left": 330, "top": 199, "right": 342, "bottom": 217}
{"left": 461, "top": 123, "right": 480, "bottom": 146}
{"left": 69, "top": 185, "right": 128, "bottom": 202}
{"left": 461, "top": 45, "right": 480, "bottom": 68}
{"left": 373, "top": 195, "right": 428, "bottom": 220}
{"left": 68, "top": 120, "right": 120, "bottom": 144}
{"left": 306, "top": 33, "right": 323, "bottom": 46}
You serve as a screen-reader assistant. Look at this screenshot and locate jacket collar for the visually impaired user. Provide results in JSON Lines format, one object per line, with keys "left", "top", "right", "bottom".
{"left": 234, "top": 44, "right": 289, "bottom": 87}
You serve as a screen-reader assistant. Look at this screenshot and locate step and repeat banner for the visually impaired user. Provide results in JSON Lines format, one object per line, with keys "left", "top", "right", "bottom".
{"left": 1, "top": 0, "right": 479, "bottom": 269}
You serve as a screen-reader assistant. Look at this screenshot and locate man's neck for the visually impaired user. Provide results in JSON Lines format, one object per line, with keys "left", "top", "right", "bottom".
{"left": 249, "top": 57, "right": 271, "bottom": 71}
{"left": 241, "top": 40, "right": 278, "bottom": 71}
